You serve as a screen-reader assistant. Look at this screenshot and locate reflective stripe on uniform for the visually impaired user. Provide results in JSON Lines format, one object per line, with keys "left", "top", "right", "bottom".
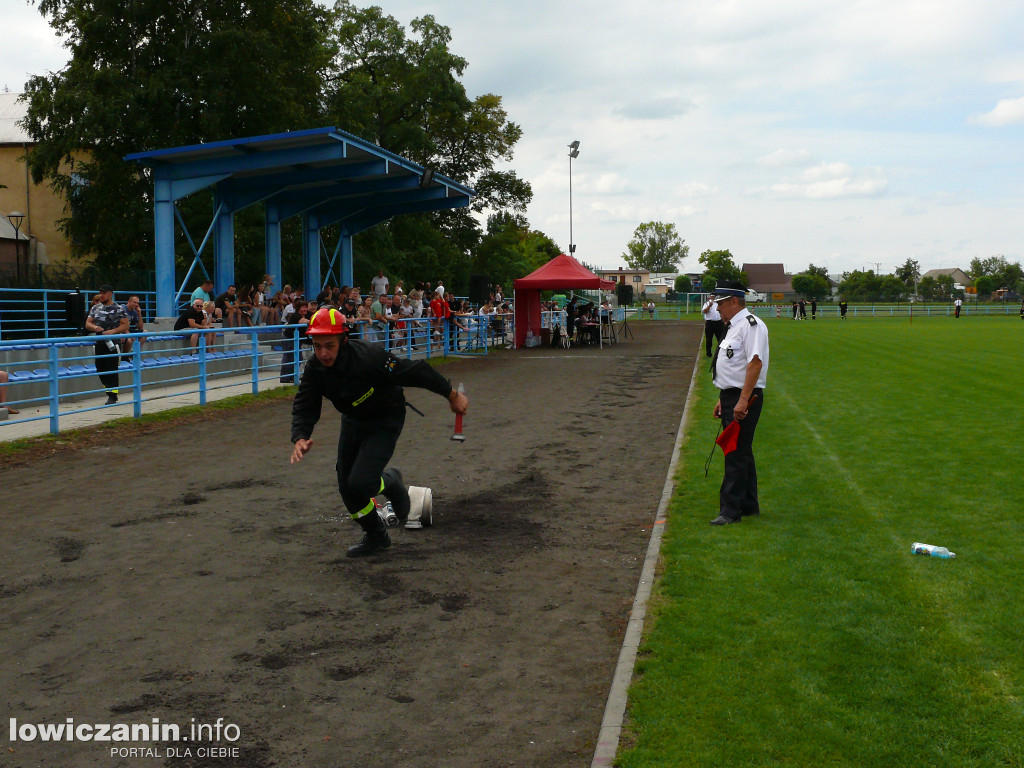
{"left": 352, "top": 499, "right": 376, "bottom": 520}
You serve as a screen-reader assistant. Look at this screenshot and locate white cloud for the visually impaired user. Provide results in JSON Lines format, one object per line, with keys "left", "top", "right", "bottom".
{"left": 971, "top": 96, "right": 1024, "bottom": 126}
{"left": 674, "top": 182, "right": 717, "bottom": 198}
{"left": 758, "top": 149, "right": 813, "bottom": 168}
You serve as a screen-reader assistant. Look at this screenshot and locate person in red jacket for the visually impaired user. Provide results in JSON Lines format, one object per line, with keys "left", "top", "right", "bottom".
{"left": 429, "top": 287, "right": 451, "bottom": 346}
{"left": 289, "top": 307, "right": 469, "bottom": 557}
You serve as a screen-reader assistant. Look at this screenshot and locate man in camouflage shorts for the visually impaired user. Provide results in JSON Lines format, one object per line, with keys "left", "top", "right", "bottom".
{"left": 85, "top": 284, "right": 129, "bottom": 404}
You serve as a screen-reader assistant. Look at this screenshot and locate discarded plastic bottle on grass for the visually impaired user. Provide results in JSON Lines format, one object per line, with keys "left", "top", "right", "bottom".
{"left": 912, "top": 542, "right": 956, "bottom": 559}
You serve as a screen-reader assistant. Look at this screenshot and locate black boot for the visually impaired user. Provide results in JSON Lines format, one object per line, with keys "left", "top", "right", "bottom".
{"left": 382, "top": 468, "right": 411, "bottom": 524}
{"left": 347, "top": 512, "right": 391, "bottom": 558}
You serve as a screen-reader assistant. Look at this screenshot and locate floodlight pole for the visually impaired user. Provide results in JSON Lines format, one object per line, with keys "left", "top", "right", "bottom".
{"left": 568, "top": 141, "right": 579, "bottom": 257}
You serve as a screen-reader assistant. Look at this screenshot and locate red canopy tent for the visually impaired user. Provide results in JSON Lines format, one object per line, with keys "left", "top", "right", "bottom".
{"left": 513, "top": 253, "right": 617, "bottom": 348}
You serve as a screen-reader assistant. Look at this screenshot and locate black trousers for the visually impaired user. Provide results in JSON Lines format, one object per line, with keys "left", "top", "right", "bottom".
{"left": 704, "top": 319, "right": 725, "bottom": 356}
{"left": 336, "top": 413, "right": 404, "bottom": 520}
{"left": 94, "top": 339, "right": 120, "bottom": 393}
{"left": 719, "top": 387, "right": 764, "bottom": 520}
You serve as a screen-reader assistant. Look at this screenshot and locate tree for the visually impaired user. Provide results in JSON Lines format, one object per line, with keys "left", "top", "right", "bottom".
{"left": 698, "top": 249, "right": 746, "bottom": 291}
{"left": 935, "top": 274, "right": 956, "bottom": 301}
{"left": 791, "top": 273, "right": 831, "bottom": 299}
{"left": 25, "top": 0, "right": 334, "bottom": 275}
{"left": 325, "top": 3, "right": 530, "bottom": 218}
{"left": 968, "top": 255, "right": 1006, "bottom": 280}
{"left": 622, "top": 221, "right": 688, "bottom": 272}
{"left": 878, "top": 274, "right": 908, "bottom": 302}
{"left": 806, "top": 263, "right": 832, "bottom": 286}
{"left": 894, "top": 258, "right": 921, "bottom": 289}
{"left": 837, "top": 270, "right": 883, "bottom": 301}
{"left": 473, "top": 212, "right": 559, "bottom": 291}
{"left": 974, "top": 274, "right": 999, "bottom": 298}
{"left": 674, "top": 274, "right": 692, "bottom": 293}
{"left": 917, "top": 275, "right": 938, "bottom": 302}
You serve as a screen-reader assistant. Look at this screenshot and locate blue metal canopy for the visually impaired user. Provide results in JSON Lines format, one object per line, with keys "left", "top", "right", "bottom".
{"left": 125, "top": 127, "right": 475, "bottom": 317}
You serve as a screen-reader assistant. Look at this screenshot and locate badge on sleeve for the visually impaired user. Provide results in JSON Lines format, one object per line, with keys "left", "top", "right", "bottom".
{"left": 747, "top": 315, "right": 757, "bottom": 326}
{"left": 726, "top": 347, "right": 734, "bottom": 359}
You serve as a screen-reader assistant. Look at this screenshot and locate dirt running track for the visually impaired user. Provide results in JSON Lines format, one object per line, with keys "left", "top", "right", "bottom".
{"left": 1, "top": 321, "right": 702, "bottom": 768}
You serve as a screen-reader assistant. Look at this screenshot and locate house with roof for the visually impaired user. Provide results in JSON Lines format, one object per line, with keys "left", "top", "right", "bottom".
{"left": 1, "top": 92, "right": 72, "bottom": 277}
{"left": 920, "top": 267, "right": 972, "bottom": 286}
{"left": 742, "top": 263, "right": 792, "bottom": 300}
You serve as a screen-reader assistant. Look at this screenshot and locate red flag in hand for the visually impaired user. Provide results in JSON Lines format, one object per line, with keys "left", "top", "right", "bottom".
{"left": 716, "top": 420, "right": 740, "bottom": 455}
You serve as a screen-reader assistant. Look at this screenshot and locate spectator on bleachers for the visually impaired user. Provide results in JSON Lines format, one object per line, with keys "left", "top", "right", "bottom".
{"left": 259, "top": 274, "right": 275, "bottom": 300}
{"left": 280, "top": 300, "right": 311, "bottom": 384}
{"left": 85, "top": 284, "right": 129, "bottom": 405}
{"left": 237, "top": 285, "right": 256, "bottom": 327}
{"left": 121, "top": 295, "right": 146, "bottom": 354}
{"left": 408, "top": 283, "right": 424, "bottom": 317}
{"left": 394, "top": 280, "right": 404, "bottom": 296}
{"left": 191, "top": 279, "right": 222, "bottom": 322}
{"left": 429, "top": 287, "right": 450, "bottom": 343}
{"left": 395, "top": 296, "right": 414, "bottom": 348}
{"left": 215, "top": 285, "right": 244, "bottom": 327}
{"left": 0, "top": 369, "right": 19, "bottom": 414}
{"left": 314, "top": 288, "right": 333, "bottom": 309}
{"left": 370, "top": 269, "right": 389, "bottom": 298}
{"left": 370, "top": 292, "right": 390, "bottom": 343}
{"left": 174, "top": 297, "right": 215, "bottom": 351}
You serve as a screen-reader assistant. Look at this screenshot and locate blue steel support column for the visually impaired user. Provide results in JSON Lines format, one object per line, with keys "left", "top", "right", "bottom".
{"left": 213, "top": 193, "right": 236, "bottom": 294}
{"left": 265, "top": 203, "right": 282, "bottom": 289}
{"left": 302, "top": 213, "right": 321, "bottom": 296}
{"left": 339, "top": 225, "right": 354, "bottom": 288}
{"left": 154, "top": 178, "right": 176, "bottom": 318}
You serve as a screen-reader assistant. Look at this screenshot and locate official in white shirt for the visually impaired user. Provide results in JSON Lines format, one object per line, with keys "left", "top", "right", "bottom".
{"left": 701, "top": 295, "right": 726, "bottom": 358}
{"left": 709, "top": 280, "right": 770, "bottom": 525}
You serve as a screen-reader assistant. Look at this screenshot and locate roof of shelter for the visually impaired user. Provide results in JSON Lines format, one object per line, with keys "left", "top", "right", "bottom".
{"left": 743, "top": 262, "right": 792, "bottom": 292}
{"left": 124, "top": 126, "right": 474, "bottom": 231}
{"left": 514, "top": 253, "right": 617, "bottom": 291}
{"left": 0, "top": 93, "right": 31, "bottom": 144}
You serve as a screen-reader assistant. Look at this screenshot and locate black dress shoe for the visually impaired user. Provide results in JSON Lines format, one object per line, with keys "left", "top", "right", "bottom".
{"left": 346, "top": 530, "right": 391, "bottom": 557}
{"left": 709, "top": 515, "right": 741, "bottom": 525}
{"left": 105, "top": 393, "right": 118, "bottom": 405}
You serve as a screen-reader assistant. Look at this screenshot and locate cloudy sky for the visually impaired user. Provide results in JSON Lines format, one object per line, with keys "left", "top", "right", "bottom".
{"left": 4, "top": 0, "right": 1024, "bottom": 276}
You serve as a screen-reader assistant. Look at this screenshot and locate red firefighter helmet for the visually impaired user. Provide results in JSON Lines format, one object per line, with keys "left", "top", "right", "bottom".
{"left": 306, "top": 307, "right": 350, "bottom": 337}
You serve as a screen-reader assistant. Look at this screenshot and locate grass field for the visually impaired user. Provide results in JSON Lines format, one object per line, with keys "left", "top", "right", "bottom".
{"left": 618, "top": 316, "right": 1024, "bottom": 768}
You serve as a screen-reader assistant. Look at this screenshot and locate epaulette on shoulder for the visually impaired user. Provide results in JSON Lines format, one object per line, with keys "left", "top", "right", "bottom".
{"left": 747, "top": 315, "right": 757, "bottom": 326}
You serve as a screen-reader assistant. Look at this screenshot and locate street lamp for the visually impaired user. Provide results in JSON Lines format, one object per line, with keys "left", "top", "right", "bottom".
{"left": 6, "top": 211, "right": 25, "bottom": 283}
{"left": 568, "top": 141, "right": 579, "bottom": 256}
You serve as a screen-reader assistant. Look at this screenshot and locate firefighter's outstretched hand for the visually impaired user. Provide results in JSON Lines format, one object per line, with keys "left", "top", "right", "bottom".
{"left": 290, "top": 438, "right": 313, "bottom": 464}
{"left": 448, "top": 389, "right": 469, "bottom": 415}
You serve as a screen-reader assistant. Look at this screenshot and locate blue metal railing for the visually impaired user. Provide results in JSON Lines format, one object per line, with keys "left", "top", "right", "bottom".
{"left": 0, "top": 313, "right": 514, "bottom": 436}
{"left": 0, "top": 287, "right": 158, "bottom": 340}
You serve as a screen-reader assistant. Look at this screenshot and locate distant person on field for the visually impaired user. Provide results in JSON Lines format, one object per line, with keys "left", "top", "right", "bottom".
{"left": 839, "top": 299, "right": 848, "bottom": 320}
{"left": 701, "top": 294, "right": 726, "bottom": 358}
{"left": 810, "top": 298, "right": 817, "bottom": 320}
{"left": 798, "top": 299, "right": 807, "bottom": 320}
{"left": 954, "top": 297, "right": 963, "bottom": 318}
